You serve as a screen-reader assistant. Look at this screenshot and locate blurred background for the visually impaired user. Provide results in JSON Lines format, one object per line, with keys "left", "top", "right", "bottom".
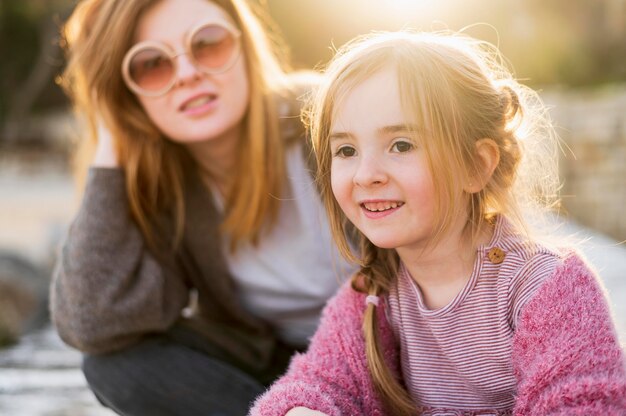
{"left": 1, "top": 0, "right": 625, "bottom": 414}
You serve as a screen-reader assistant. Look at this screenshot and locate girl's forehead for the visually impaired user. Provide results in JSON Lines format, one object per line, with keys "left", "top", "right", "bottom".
{"left": 135, "top": 0, "right": 233, "bottom": 44}
{"left": 330, "top": 68, "right": 405, "bottom": 128}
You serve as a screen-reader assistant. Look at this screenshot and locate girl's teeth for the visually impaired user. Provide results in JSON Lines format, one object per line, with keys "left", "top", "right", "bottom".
{"left": 363, "top": 201, "right": 403, "bottom": 211}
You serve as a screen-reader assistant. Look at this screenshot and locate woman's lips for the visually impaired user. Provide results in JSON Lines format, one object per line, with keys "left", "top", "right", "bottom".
{"left": 179, "top": 93, "right": 218, "bottom": 115}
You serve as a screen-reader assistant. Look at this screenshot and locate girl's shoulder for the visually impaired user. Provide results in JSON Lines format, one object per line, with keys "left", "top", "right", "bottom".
{"left": 486, "top": 216, "right": 601, "bottom": 323}
{"left": 506, "top": 245, "right": 598, "bottom": 328}
{"left": 487, "top": 214, "right": 586, "bottom": 279}
{"left": 321, "top": 277, "right": 368, "bottom": 321}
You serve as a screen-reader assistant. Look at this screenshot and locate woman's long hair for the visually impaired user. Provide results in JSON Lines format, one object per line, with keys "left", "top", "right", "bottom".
{"left": 61, "top": 0, "right": 293, "bottom": 250}
{"left": 306, "top": 31, "right": 560, "bottom": 415}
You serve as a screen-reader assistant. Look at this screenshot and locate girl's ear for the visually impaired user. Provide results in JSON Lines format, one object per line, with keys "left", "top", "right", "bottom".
{"left": 464, "top": 138, "right": 500, "bottom": 193}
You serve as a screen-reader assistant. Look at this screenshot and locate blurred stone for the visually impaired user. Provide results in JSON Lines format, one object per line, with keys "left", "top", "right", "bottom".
{"left": 0, "top": 253, "right": 49, "bottom": 348}
{"left": 0, "top": 281, "right": 37, "bottom": 347}
{"left": 542, "top": 87, "right": 626, "bottom": 243}
{"left": 0, "top": 325, "right": 115, "bottom": 415}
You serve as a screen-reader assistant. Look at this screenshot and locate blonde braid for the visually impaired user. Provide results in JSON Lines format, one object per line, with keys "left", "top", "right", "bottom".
{"left": 352, "top": 241, "right": 415, "bottom": 415}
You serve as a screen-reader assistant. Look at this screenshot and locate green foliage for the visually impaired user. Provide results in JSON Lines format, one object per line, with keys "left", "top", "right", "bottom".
{"left": 512, "top": 0, "right": 626, "bottom": 86}
{"left": 1, "top": 2, "right": 40, "bottom": 120}
{"left": 1, "top": 0, "right": 73, "bottom": 133}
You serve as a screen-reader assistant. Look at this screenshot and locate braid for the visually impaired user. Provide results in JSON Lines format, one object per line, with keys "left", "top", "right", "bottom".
{"left": 351, "top": 240, "right": 415, "bottom": 415}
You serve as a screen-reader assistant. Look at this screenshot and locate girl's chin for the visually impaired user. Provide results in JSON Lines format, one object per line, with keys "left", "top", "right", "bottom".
{"left": 364, "top": 237, "right": 401, "bottom": 250}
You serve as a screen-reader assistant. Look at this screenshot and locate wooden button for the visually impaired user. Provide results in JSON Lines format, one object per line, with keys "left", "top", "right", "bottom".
{"left": 488, "top": 247, "right": 506, "bottom": 264}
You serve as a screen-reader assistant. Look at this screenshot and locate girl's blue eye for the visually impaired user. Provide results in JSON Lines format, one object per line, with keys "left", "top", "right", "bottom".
{"left": 391, "top": 140, "right": 413, "bottom": 153}
{"left": 334, "top": 146, "right": 356, "bottom": 157}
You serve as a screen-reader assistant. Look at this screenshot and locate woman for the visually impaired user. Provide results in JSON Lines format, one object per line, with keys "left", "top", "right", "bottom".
{"left": 51, "top": 0, "right": 353, "bottom": 415}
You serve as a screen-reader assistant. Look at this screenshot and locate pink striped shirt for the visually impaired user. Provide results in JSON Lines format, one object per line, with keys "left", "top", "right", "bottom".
{"left": 388, "top": 216, "right": 560, "bottom": 415}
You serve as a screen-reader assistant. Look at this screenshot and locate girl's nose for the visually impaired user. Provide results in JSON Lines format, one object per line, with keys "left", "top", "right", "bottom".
{"left": 353, "top": 154, "right": 387, "bottom": 187}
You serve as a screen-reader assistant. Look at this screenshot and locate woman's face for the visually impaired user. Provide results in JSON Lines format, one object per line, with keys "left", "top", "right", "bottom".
{"left": 131, "top": 0, "right": 249, "bottom": 144}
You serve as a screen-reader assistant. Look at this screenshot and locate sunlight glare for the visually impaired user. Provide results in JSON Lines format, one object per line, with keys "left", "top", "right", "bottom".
{"left": 366, "top": 0, "right": 454, "bottom": 29}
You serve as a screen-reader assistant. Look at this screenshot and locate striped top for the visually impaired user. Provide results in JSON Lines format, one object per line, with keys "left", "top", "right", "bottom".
{"left": 388, "top": 216, "right": 561, "bottom": 415}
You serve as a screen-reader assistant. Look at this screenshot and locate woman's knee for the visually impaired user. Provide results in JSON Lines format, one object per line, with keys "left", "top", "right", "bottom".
{"left": 81, "top": 338, "right": 168, "bottom": 414}
{"left": 81, "top": 337, "right": 266, "bottom": 416}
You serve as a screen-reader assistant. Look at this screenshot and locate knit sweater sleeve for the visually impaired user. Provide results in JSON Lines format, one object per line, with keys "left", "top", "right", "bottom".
{"left": 512, "top": 252, "right": 626, "bottom": 415}
{"left": 249, "top": 281, "right": 390, "bottom": 416}
{"left": 50, "top": 168, "right": 189, "bottom": 354}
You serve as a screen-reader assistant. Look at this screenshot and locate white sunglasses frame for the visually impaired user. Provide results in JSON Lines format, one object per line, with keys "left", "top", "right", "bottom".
{"left": 121, "top": 19, "right": 242, "bottom": 97}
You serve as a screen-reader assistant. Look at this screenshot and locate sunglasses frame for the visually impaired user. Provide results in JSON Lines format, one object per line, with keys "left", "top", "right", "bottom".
{"left": 121, "top": 19, "right": 242, "bottom": 97}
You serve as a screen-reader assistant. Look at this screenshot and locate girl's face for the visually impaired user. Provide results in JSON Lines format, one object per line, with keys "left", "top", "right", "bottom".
{"left": 330, "top": 68, "right": 448, "bottom": 252}
{"left": 131, "top": 0, "right": 249, "bottom": 144}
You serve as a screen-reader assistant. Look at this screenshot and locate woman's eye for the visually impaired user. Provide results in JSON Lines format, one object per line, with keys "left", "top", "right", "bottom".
{"left": 391, "top": 140, "right": 413, "bottom": 153}
{"left": 334, "top": 146, "right": 356, "bottom": 157}
{"left": 143, "top": 56, "right": 167, "bottom": 70}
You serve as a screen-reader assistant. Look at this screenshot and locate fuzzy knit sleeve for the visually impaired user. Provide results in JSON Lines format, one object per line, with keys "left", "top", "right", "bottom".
{"left": 50, "top": 168, "right": 189, "bottom": 354}
{"left": 512, "top": 252, "right": 626, "bottom": 415}
{"left": 249, "top": 281, "right": 394, "bottom": 416}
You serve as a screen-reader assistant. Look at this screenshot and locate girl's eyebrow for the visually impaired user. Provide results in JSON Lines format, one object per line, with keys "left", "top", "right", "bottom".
{"left": 379, "top": 124, "right": 420, "bottom": 134}
{"left": 329, "top": 132, "right": 351, "bottom": 142}
{"left": 329, "top": 124, "right": 421, "bottom": 142}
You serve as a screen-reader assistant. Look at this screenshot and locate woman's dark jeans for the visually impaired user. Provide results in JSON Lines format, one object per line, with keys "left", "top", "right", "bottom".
{"left": 82, "top": 325, "right": 297, "bottom": 416}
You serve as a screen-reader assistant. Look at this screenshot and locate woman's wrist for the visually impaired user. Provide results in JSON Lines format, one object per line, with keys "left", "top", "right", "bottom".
{"left": 92, "top": 145, "right": 119, "bottom": 167}
{"left": 92, "top": 120, "right": 119, "bottom": 167}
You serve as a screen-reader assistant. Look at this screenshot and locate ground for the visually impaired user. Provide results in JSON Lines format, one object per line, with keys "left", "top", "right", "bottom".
{"left": 0, "top": 326, "right": 114, "bottom": 416}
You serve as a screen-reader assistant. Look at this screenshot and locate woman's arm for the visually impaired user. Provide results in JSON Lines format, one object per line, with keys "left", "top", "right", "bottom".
{"left": 249, "top": 282, "right": 391, "bottom": 416}
{"left": 50, "top": 167, "right": 189, "bottom": 354}
{"left": 512, "top": 253, "right": 626, "bottom": 415}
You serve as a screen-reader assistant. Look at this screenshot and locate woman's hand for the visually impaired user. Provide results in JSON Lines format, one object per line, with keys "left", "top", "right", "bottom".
{"left": 92, "top": 119, "right": 119, "bottom": 167}
{"left": 285, "top": 407, "right": 329, "bottom": 416}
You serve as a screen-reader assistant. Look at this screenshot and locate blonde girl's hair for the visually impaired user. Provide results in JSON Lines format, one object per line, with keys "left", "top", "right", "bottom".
{"left": 60, "top": 0, "right": 292, "bottom": 250}
{"left": 306, "top": 31, "right": 560, "bottom": 414}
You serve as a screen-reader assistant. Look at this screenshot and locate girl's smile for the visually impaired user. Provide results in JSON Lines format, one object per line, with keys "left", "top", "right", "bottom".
{"left": 360, "top": 200, "right": 405, "bottom": 219}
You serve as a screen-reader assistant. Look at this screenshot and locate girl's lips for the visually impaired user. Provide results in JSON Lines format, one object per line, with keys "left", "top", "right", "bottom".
{"left": 179, "top": 93, "right": 218, "bottom": 116}
{"left": 360, "top": 200, "right": 404, "bottom": 219}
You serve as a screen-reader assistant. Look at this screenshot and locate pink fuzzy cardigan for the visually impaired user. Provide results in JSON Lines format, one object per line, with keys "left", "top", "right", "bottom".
{"left": 250, "top": 253, "right": 626, "bottom": 415}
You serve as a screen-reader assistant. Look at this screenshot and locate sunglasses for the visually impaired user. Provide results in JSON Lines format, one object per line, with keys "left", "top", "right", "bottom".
{"left": 122, "top": 20, "right": 242, "bottom": 97}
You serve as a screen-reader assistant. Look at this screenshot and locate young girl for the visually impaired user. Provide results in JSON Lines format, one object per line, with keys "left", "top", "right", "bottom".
{"left": 51, "top": 0, "right": 353, "bottom": 414}
{"left": 250, "top": 31, "right": 626, "bottom": 415}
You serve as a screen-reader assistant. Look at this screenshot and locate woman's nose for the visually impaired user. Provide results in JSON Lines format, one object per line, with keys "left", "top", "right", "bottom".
{"left": 353, "top": 154, "right": 387, "bottom": 187}
{"left": 174, "top": 53, "right": 202, "bottom": 87}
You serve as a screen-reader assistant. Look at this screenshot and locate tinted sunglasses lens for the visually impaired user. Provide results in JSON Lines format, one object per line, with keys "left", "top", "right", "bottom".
{"left": 191, "top": 25, "right": 238, "bottom": 71}
{"left": 128, "top": 47, "right": 174, "bottom": 93}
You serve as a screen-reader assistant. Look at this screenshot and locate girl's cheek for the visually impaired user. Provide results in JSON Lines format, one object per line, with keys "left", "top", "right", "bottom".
{"left": 330, "top": 165, "right": 348, "bottom": 195}
{"left": 331, "top": 171, "right": 356, "bottom": 220}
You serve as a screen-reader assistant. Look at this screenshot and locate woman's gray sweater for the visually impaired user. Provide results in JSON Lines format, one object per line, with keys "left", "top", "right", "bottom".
{"left": 50, "top": 96, "right": 315, "bottom": 373}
